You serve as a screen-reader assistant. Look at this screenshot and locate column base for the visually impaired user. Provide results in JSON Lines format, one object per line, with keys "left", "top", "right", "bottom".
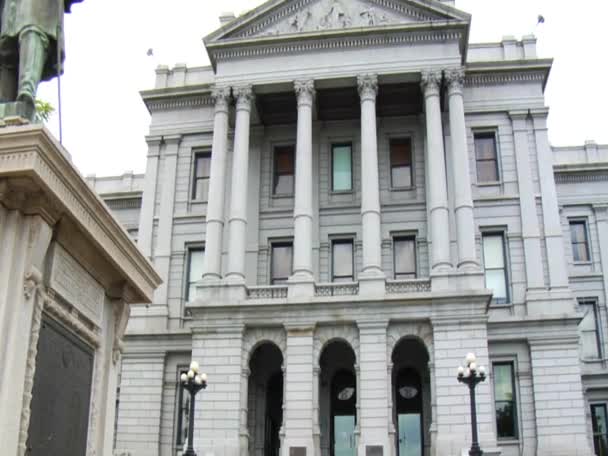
{"left": 358, "top": 270, "right": 386, "bottom": 296}
{"left": 287, "top": 272, "right": 315, "bottom": 298}
{"left": 431, "top": 269, "right": 485, "bottom": 292}
{"left": 193, "top": 277, "right": 248, "bottom": 304}
{"left": 526, "top": 287, "right": 574, "bottom": 315}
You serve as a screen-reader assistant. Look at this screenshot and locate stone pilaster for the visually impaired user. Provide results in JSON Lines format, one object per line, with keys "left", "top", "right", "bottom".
{"left": 594, "top": 204, "right": 608, "bottom": 320}
{"left": 282, "top": 325, "right": 315, "bottom": 456}
{"left": 137, "top": 135, "right": 162, "bottom": 258}
{"left": 357, "top": 74, "right": 386, "bottom": 295}
{"left": 192, "top": 324, "right": 244, "bottom": 456}
{"left": 531, "top": 109, "right": 569, "bottom": 289}
{"left": 357, "top": 320, "right": 390, "bottom": 455}
{"left": 202, "top": 86, "right": 231, "bottom": 282}
{"left": 446, "top": 67, "right": 479, "bottom": 272}
{"left": 226, "top": 85, "right": 254, "bottom": 288}
{"left": 510, "top": 111, "right": 545, "bottom": 295}
{"left": 422, "top": 70, "right": 452, "bottom": 275}
{"left": 289, "top": 80, "right": 315, "bottom": 298}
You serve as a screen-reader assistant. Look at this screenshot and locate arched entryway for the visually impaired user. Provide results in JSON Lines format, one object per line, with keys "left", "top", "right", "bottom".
{"left": 248, "top": 342, "right": 284, "bottom": 456}
{"left": 319, "top": 340, "right": 357, "bottom": 456}
{"left": 392, "top": 338, "right": 431, "bottom": 456}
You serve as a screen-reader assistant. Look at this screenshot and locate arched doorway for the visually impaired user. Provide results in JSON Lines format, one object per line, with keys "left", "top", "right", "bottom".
{"left": 319, "top": 341, "right": 357, "bottom": 456}
{"left": 392, "top": 338, "right": 431, "bottom": 456}
{"left": 248, "top": 342, "right": 284, "bottom": 456}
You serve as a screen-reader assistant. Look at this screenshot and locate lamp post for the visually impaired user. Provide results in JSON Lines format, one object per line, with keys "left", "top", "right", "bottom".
{"left": 180, "top": 360, "right": 208, "bottom": 456}
{"left": 457, "top": 352, "right": 487, "bottom": 456}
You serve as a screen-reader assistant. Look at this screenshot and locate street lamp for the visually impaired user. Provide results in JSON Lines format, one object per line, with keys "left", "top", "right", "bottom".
{"left": 457, "top": 352, "right": 487, "bottom": 456}
{"left": 180, "top": 360, "right": 208, "bottom": 456}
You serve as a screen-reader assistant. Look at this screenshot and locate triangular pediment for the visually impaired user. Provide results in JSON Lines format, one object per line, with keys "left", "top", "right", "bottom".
{"left": 206, "top": 0, "right": 470, "bottom": 42}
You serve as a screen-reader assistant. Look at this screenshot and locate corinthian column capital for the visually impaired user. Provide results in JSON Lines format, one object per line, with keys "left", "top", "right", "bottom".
{"left": 445, "top": 67, "right": 466, "bottom": 95}
{"left": 294, "top": 79, "right": 315, "bottom": 107}
{"left": 420, "top": 69, "right": 442, "bottom": 97}
{"left": 233, "top": 85, "right": 254, "bottom": 112}
{"left": 211, "top": 85, "right": 231, "bottom": 113}
{"left": 357, "top": 74, "right": 378, "bottom": 102}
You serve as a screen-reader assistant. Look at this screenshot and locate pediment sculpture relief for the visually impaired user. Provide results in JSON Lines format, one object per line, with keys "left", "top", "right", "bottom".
{"left": 259, "top": 0, "right": 419, "bottom": 36}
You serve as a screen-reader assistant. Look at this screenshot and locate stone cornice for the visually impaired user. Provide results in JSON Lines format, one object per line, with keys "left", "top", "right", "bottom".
{"left": 0, "top": 125, "right": 162, "bottom": 303}
{"left": 141, "top": 86, "right": 214, "bottom": 113}
{"left": 464, "top": 59, "right": 552, "bottom": 90}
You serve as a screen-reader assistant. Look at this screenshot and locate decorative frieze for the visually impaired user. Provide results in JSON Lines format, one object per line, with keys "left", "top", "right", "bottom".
{"left": 145, "top": 94, "right": 213, "bottom": 112}
{"left": 464, "top": 71, "right": 546, "bottom": 87}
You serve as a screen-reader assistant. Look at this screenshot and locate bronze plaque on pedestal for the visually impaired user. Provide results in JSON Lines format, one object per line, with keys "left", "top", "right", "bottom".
{"left": 26, "top": 316, "right": 94, "bottom": 456}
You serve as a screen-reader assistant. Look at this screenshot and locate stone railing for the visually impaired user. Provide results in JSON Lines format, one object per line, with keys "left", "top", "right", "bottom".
{"left": 246, "top": 285, "right": 288, "bottom": 299}
{"left": 314, "top": 282, "right": 359, "bottom": 297}
{"left": 385, "top": 278, "right": 431, "bottom": 294}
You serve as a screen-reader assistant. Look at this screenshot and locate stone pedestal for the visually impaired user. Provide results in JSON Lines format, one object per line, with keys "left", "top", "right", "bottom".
{"left": 0, "top": 125, "right": 161, "bottom": 456}
{"left": 0, "top": 102, "right": 34, "bottom": 123}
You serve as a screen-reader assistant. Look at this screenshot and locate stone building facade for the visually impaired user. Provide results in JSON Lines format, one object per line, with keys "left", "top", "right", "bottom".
{"left": 100, "top": 1, "right": 608, "bottom": 455}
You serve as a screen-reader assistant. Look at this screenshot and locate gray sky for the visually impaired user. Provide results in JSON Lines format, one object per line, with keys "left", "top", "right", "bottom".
{"left": 38, "top": 0, "right": 608, "bottom": 177}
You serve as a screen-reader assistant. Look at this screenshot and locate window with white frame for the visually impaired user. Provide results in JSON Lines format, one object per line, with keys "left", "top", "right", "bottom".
{"left": 270, "top": 241, "right": 293, "bottom": 284}
{"left": 331, "top": 238, "right": 355, "bottom": 282}
{"left": 192, "top": 152, "right": 211, "bottom": 201}
{"left": 492, "top": 361, "right": 518, "bottom": 439}
{"left": 185, "top": 247, "right": 204, "bottom": 301}
{"left": 482, "top": 232, "right": 509, "bottom": 304}
{"left": 474, "top": 132, "right": 499, "bottom": 183}
{"left": 393, "top": 235, "right": 416, "bottom": 279}
{"left": 332, "top": 143, "right": 353, "bottom": 192}
{"left": 569, "top": 220, "right": 591, "bottom": 263}
{"left": 579, "top": 298, "right": 602, "bottom": 359}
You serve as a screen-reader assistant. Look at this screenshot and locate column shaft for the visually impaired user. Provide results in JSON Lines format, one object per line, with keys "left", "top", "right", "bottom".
{"left": 202, "top": 87, "right": 231, "bottom": 281}
{"left": 226, "top": 86, "right": 253, "bottom": 283}
{"left": 446, "top": 68, "right": 479, "bottom": 270}
{"left": 358, "top": 74, "right": 384, "bottom": 277}
{"left": 422, "top": 70, "right": 452, "bottom": 272}
{"left": 137, "top": 137, "right": 162, "bottom": 258}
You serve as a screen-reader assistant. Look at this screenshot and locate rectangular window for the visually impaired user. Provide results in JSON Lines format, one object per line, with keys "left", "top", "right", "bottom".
{"left": 186, "top": 247, "right": 204, "bottom": 301}
{"left": 273, "top": 145, "right": 295, "bottom": 195}
{"left": 591, "top": 404, "right": 608, "bottom": 456}
{"left": 482, "top": 233, "right": 509, "bottom": 304}
{"left": 570, "top": 220, "right": 591, "bottom": 262}
{"left": 393, "top": 236, "right": 416, "bottom": 279}
{"left": 271, "top": 242, "right": 293, "bottom": 284}
{"left": 192, "top": 152, "right": 211, "bottom": 201}
{"left": 493, "top": 362, "right": 518, "bottom": 439}
{"left": 579, "top": 298, "right": 601, "bottom": 359}
{"left": 332, "top": 143, "right": 353, "bottom": 192}
{"left": 332, "top": 239, "right": 354, "bottom": 282}
{"left": 175, "top": 366, "right": 190, "bottom": 448}
{"left": 475, "top": 133, "right": 499, "bottom": 183}
{"left": 390, "top": 138, "right": 413, "bottom": 188}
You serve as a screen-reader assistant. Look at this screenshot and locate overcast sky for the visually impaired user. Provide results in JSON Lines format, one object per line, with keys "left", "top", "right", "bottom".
{"left": 37, "top": 0, "right": 608, "bottom": 177}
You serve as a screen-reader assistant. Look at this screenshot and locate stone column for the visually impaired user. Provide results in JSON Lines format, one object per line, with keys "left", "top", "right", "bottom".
{"left": 445, "top": 67, "right": 479, "bottom": 271}
{"left": 422, "top": 70, "right": 452, "bottom": 274}
{"left": 226, "top": 85, "right": 254, "bottom": 285}
{"left": 282, "top": 325, "right": 315, "bottom": 456}
{"left": 357, "top": 74, "right": 386, "bottom": 294}
{"left": 531, "top": 109, "right": 569, "bottom": 289}
{"left": 289, "top": 80, "right": 315, "bottom": 297}
{"left": 387, "top": 362, "right": 395, "bottom": 456}
{"left": 239, "top": 366, "right": 251, "bottom": 456}
{"left": 357, "top": 320, "right": 390, "bottom": 454}
{"left": 202, "top": 86, "right": 231, "bottom": 282}
{"left": 137, "top": 136, "right": 162, "bottom": 258}
{"left": 509, "top": 111, "right": 545, "bottom": 294}
{"left": 529, "top": 336, "right": 594, "bottom": 456}
{"left": 313, "top": 365, "right": 321, "bottom": 456}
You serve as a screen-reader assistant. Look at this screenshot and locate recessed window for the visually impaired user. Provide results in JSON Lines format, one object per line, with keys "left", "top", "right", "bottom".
{"left": 186, "top": 247, "right": 204, "bottom": 301}
{"left": 474, "top": 132, "right": 499, "bottom": 183}
{"left": 332, "top": 143, "right": 353, "bottom": 192}
{"left": 175, "top": 366, "right": 190, "bottom": 447}
{"left": 192, "top": 152, "right": 211, "bottom": 201}
{"left": 579, "top": 298, "right": 601, "bottom": 359}
{"left": 570, "top": 220, "right": 591, "bottom": 262}
{"left": 393, "top": 236, "right": 416, "bottom": 279}
{"left": 482, "top": 233, "right": 509, "bottom": 304}
{"left": 273, "top": 145, "right": 295, "bottom": 196}
{"left": 332, "top": 239, "right": 354, "bottom": 282}
{"left": 591, "top": 404, "right": 608, "bottom": 455}
{"left": 271, "top": 242, "right": 293, "bottom": 284}
{"left": 390, "top": 138, "right": 413, "bottom": 188}
{"left": 492, "top": 362, "right": 518, "bottom": 439}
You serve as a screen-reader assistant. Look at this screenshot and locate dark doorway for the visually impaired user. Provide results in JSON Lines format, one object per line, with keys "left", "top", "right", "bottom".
{"left": 331, "top": 369, "right": 357, "bottom": 456}
{"left": 248, "top": 342, "right": 284, "bottom": 456}
{"left": 26, "top": 316, "right": 94, "bottom": 456}
{"left": 395, "top": 368, "right": 423, "bottom": 456}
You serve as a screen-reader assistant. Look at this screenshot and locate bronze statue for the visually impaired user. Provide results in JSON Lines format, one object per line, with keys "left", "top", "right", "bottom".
{"left": 0, "top": 0, "right": 83, "bottom": 119}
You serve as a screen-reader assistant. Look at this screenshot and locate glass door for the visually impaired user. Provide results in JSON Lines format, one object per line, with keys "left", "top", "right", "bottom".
{"left": 398, "top": 414, "right": 422, "bottom": 456}
{"left": 334, "top": 415, "right": 356, "bottom": 456}
{"left": 331, "top": 370, "right": 357, "bottom": 456}
{"left": 395, "top": 368, "right": 423, "bottom": 456}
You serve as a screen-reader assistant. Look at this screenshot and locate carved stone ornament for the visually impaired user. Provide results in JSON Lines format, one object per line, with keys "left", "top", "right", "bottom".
{"left": 234, "top": 85, "right": 254, "bottom": 111}
{"left": 23, "top": 267, "right": 43, "bottom": 300}
{"left": 294, "top": 79, "right": 316, "bottom": 106}
{"left": 357, "top": 74, "right": 378, "bottom": 101}
{"left": 211, "top": 86, "right": 231, "bottom": 112}
{"left": 445, "top": 67, "right": 465, "bottom": 94}
{"left": 420, "top": 69, "right": 443, "bottom": 96}
{"left": 254, "top": 0, "right": 433, "bottom": 37}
